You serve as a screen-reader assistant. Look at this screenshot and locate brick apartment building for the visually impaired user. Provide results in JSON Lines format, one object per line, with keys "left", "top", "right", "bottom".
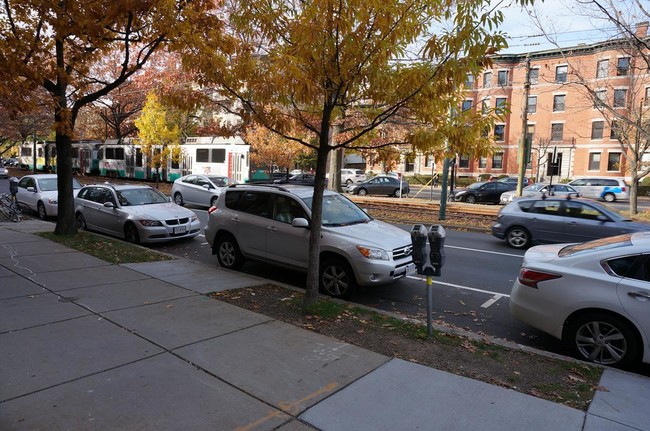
{"left": 368, "top": 23, "right": 650, "bottom": 182}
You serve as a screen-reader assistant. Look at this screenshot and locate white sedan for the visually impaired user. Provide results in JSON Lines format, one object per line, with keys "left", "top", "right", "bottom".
{"left": 510, "top": 232, "right": 650, "bottom": 369}
{"left": 499, "top": 183, "right": 579, "bottom": 204}
{"left": 171, "top": 174, "right": 236, "bottom": 208}
{"left": 15, "top": 174, "right": 83, "bottom": 219}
